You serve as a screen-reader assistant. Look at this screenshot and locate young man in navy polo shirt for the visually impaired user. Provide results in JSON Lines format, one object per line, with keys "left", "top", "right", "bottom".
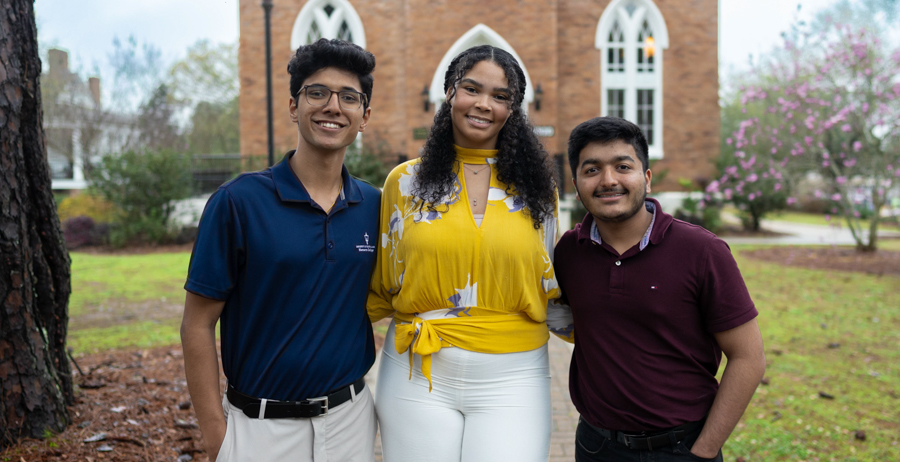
{"left": 555, "top": 117, "right": 766, "bottom": 462}
{"left": 181, "top": 39, "right": 379, "bottom": 462}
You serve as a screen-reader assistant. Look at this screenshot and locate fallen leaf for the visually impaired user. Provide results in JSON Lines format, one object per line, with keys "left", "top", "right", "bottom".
{"left": 174, "top": 419, "right": 199, "bottom": 429}
{"left": 178, "top": 401, "right": 192, "bottom": 410}
{"left": 818, "top": 391, "right": 835, "bottom": 399}
{"left": 97, "top": 444, "right": 114, "bottom": 452}
{"left": 855, "top": 430, "right": 866, "bottom": 441}
{"left": 771, "top": 411, "right": 782, "bottom": 422}
{"left": 760, "top": 377, "right": 770, "bottom": 385}
{"left": 828, "top": 343, "right": 840, "bottom": 349}
{"left": 83, "top": 433, "right": 107, "bottom": 443}
{"left": 110, "top": 406, "right": 127, "bottom": 413}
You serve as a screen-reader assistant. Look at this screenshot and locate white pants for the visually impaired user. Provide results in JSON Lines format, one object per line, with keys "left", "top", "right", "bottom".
{"left": 216, "top": 382, "right": 376, "bottom": 462}
{"left": 376, "top": 321, "right": 551, "bottom": 462}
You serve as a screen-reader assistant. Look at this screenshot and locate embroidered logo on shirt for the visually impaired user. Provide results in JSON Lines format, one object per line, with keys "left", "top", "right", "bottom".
{"left": 356, "top": 232, "right": 376, "bottom": 253}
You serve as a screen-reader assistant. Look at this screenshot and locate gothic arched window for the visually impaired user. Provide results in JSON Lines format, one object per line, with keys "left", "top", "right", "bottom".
{"left": 596, "top": 0, "right": 668, "bottom": 158}
{"left": 290, "top": 0, "right": 367, "bottom": 50}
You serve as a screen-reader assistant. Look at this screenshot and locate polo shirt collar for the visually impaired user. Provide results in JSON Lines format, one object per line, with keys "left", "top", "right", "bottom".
{"left": 272, "top": 150, "right": 363, "bottom": 204}
{"left": 577, "top": 197, "right": 674, "bottom": 250}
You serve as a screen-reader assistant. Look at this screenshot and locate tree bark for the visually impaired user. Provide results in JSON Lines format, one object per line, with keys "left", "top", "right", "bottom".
{"left": 0, "top": 0, "right": 74, "bottom": 447}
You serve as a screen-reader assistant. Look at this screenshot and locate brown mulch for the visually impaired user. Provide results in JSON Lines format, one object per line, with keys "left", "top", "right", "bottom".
{"left": 741, "top": 245, "right": 900, "bottom": 276}
{"left": 1, "top": 333, "right": 386, "bottom": 462}
{"left": 1, "top": 347, "right": 209, "bottom": 462}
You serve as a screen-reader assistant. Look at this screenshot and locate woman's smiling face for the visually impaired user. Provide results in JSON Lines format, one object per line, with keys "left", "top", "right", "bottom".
{"left": 447, "top": 60, "right": 512, "bottom": 150}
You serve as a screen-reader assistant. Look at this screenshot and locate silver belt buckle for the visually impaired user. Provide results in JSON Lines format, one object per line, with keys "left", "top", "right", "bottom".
{"left": 307, "top": 396, "right": 329, "bottom": 415}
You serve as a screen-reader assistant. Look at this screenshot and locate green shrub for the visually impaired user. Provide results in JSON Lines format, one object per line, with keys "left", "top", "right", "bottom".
{"left": 87, "top": 149, "right": 192, "bottom": 247}
{"left": 344, "top": 141, "right": 389, "bottom": 188}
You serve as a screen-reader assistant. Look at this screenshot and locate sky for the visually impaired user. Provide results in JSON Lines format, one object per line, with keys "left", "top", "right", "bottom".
{"left": 35, "top": 0, "right": 840, "bottom": 86}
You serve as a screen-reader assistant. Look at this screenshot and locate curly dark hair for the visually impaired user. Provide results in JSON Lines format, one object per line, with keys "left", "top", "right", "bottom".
{"left": 412, "top": 45, "right": 557, "bottom": 229}
{"left": 287, "top": 38, "right": 375, "bottom": 109}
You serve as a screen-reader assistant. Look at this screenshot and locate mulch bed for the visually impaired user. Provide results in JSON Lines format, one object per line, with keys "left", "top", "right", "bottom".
{"left": 2, "top": 334, "right": 386, "bottom": 462}
{"left": 741, "top": 245, "right": 900, "bottom": 277}
{"left": 1, "top": 347, "right": 210, "bottom": 462}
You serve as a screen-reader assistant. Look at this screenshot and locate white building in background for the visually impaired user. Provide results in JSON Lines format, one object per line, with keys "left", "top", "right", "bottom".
{"left": 42, "top": 48, "right": 133, "bottom": 191}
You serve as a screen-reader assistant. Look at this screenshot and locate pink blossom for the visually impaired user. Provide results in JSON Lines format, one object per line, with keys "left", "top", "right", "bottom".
{"left": 844, "top": 159, "right": 857, "bottom": 167}
{"left": 804, "top": 136, "right": 814, "bottom": 146}
{"left": 852, "top": 141, "right": 862, "bottom": 152}
{"left": 771, "top": 148, "right": 778, "bottom": 154}
{"left": 822, "top": 152, "right": 830, "bottom": 159}
{"left": 831, "top": 193, "right": 842, "bottom": 201}
{"left": 774, "top": 183, "right": 782, "bottom": 192}
{"left": 853, "top": 210, "right": 861, "bottom": 218}
{"left": 825, "top": 214, "right": 831, "bottom": 222}
{"left": 862, "top": 103, "right": 869, "bottom": 112}
{"left": 724, "top": 189, "right": 733, "bottom": 200}
{"left": 837, "top": 176, "right": 847, "bottom": 185}
{"left": 726, "top": 138, "right": 733, "bottom": 145}
{"left": 814, "top": 190, "right": 823, "bottom": 198}
{"left": 748, "top": 193, "right": 756, "bottom": 201}
{"left": 841, "top": 124, "right": 851, "bottom": 132}
{"left": 725, "top": 166, "right": 739, "bottom": 176}
{"left": 706, "top": 180, "right": 720, "bottom": 194}
{"left": 823, "top": 161, "right": 830, "bottom": 167}
{"left": 787, "top": 197, "right": 797, "bottom": 205}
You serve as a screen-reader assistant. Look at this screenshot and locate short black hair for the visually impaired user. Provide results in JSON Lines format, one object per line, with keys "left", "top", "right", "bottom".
{"left": 567, "top": 117, "right": 649, "bottom": 177}
{"left": 287, "top": 38, "right": 375, "bottom": 109}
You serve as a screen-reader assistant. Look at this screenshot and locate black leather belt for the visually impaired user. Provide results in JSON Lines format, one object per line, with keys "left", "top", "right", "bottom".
{"left": 582, "top": 417, "right": 705, "bottom": 451}
{"left": 226, "top": 377, "right": 366, "bottom": 419}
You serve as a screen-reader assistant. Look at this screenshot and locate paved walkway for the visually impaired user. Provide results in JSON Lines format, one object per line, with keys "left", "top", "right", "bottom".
{"left": 718, "top": 214, "right": 900, "bottom": 246}
{"left": 364, "top": 336, "right": 579, "bottom": 461}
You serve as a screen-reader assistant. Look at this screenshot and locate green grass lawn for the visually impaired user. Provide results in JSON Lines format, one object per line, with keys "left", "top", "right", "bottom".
{"left": 65, "top": 247, "right": 899, "bottom": 459}
{"left": 725, "top": 246, "right": 900, "bottom": 460}
{"left": 67, "top": 252, "right": 191, "bottom": 352}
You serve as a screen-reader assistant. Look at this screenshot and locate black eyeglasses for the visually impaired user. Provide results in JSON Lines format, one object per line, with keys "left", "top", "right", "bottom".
{"left": 298, "top": 85, "right": 367, "bottom": 110}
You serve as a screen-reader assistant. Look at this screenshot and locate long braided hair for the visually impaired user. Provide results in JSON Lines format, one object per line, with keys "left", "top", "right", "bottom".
{"left": 412, "top": 45, "right": 557, "bottom": 229}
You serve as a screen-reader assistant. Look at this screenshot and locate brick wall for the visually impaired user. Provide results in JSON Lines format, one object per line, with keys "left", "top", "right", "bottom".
{"left": 238, "top": 0, "right": 718, "bottom": 191}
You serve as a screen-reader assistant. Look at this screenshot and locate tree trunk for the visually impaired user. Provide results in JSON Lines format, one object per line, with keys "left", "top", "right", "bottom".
{"left": 0, "top": 0, "right": 74, "bottom": 448}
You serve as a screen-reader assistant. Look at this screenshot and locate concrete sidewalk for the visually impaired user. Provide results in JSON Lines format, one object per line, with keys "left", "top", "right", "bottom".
{"left": 720, "top": 217, "right": 900, "bottom": 246}
{"left": 365, "top": 336, "right": 580, "bottom": 461}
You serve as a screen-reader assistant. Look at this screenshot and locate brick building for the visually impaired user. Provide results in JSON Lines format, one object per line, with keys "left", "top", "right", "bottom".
{"left": 238, "top": 0, "right": 719, "bottom": 193}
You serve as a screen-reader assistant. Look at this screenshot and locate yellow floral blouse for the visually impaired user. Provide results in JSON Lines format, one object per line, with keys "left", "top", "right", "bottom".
{"left": 367, "top": 146, "right": 573, "bottom": 389}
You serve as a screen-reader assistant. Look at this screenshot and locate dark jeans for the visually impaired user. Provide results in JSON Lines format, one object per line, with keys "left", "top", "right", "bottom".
{"left": 575, "top": 417, "right": 724, "bottom": 462}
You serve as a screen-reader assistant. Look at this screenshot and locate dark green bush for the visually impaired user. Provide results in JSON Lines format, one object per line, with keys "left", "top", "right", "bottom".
{"left": 87, "top": 149, "right": 192, "bottom": 247}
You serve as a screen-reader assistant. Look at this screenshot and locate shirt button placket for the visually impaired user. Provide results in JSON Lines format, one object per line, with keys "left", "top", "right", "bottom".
{"left": 610, "top": 259, "right": 624, "bottom": 292}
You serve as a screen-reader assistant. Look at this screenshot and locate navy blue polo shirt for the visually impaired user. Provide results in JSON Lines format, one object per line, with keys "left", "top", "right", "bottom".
{"left": 185, "top": 151, "right": 379, "bottom": 401}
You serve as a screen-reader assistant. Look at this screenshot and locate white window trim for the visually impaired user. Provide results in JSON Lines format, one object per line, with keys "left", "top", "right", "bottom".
{"left": 596, "top": 0, "right": 668, "bottom": 159}
{"left": 290, "top": 0, "right": 367, "bottom": 50}
{"left": 429, "top": 24, "right": 534, "bottom": 112}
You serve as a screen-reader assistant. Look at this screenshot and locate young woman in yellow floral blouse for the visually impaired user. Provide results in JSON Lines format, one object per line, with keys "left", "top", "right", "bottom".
{"left": 368, "top": 45, "right": 574, "bottom": 462}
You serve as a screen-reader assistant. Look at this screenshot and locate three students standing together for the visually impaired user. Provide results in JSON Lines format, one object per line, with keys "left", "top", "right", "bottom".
{"left": 182, "top": 38, "right": 765, "bottom": 462}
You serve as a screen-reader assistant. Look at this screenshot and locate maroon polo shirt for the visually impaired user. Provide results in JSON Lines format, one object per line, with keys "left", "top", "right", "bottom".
{"left": 554, "top": 198, "right": 757, "bottom": 431}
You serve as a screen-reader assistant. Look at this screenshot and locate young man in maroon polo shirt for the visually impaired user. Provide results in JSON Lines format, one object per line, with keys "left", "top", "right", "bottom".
{"left": 555, "top": 117, "right": 766, "bottom": 462}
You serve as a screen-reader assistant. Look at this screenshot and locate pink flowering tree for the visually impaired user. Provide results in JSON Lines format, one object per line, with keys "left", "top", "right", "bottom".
{"left": 716, "top": 19, "right": 900, "bottom": 250}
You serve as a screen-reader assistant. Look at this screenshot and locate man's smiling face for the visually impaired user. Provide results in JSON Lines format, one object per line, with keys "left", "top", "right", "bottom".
{"left": 573, "top": 140, "right": 652, "bottom": 224}
{"left": 290, "top": 67, "right": 370, "bottom": 156}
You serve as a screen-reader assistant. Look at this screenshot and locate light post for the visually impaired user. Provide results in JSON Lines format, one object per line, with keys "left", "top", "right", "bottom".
{"left": 262, "top": 0, "right": 275, "bottom": 167}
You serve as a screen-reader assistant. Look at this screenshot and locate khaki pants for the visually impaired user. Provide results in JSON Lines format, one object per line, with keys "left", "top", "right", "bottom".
{"left": 216, "top": 384, "right": 376, "bottom": 462}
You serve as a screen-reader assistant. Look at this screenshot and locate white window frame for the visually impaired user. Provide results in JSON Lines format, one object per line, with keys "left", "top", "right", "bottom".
{"left": 290, "top": 0, "right": 367, "bottom": 50}
{"left": 596, "top": 0, "right": 669, "bottom": 159}
{"left": 429, "top": 24, "right": 534, "bottom": 113}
